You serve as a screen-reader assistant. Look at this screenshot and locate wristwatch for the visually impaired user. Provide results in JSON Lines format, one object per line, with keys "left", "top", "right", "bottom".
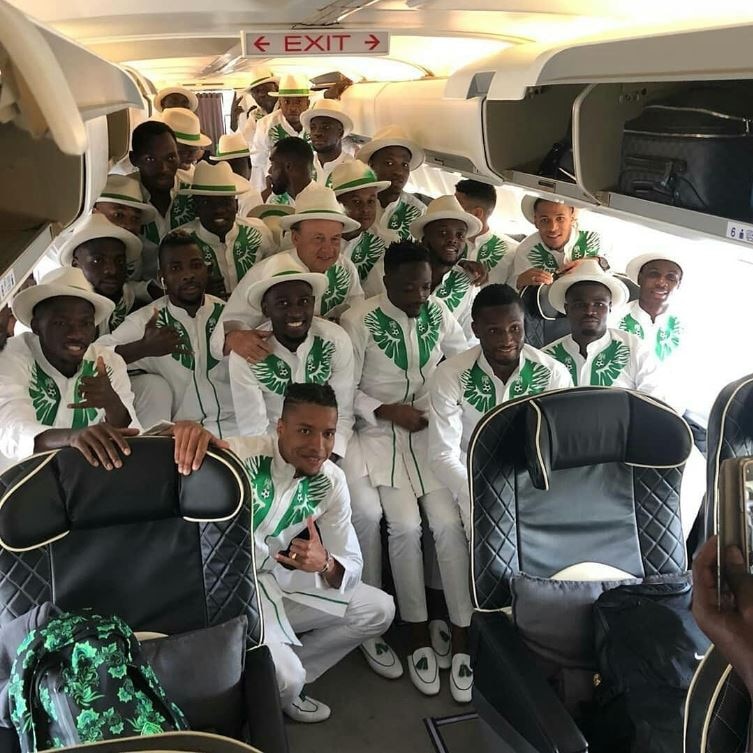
{"left": 319, "top": 551, "right": 333, "bottom": 576}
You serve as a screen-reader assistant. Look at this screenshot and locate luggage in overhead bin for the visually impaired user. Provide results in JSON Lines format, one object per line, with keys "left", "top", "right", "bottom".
{"left": 618, "top": 86, "right": 753, "bottom": 221}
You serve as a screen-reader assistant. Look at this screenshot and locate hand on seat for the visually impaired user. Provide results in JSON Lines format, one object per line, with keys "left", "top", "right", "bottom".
{"left": 69, "top": 424, "right": 139, "bottom": 470}
{"left": 171, "top": 420, "right": 229, "bottom": 475}
{"left": 692, "top": 536, "right": 753, "bottom": 695}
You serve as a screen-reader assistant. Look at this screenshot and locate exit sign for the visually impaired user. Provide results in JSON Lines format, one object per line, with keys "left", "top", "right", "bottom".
{"left": 241, "top": 30, "right": 390, "bottom": 57}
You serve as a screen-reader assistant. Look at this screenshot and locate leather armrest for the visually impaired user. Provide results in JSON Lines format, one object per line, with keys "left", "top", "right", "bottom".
{"left": 471, "top": 611, "right": 587, "bottom": 753}
{"left": 242, "top": 645, "right": 289, "bottom": 753}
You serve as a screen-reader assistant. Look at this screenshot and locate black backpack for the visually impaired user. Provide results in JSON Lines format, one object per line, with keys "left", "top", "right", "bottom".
{"left": 8, "top": 611, "right": 187, "bottom": 752}
{"left": 585, "top": 576, "right": 710, "bottom": 753}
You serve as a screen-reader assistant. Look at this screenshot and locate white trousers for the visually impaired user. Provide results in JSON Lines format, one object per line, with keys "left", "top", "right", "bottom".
{"left": 266, "top": 582, "right": 395, "bottom": 709}
{"left": 349, "top": 476, "right": 473, "bottom": 627}
{"left": 130, "top": 373, "right": 172, "bottom": 428}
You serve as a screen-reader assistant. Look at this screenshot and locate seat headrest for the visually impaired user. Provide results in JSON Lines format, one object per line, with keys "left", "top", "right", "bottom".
{"left": 0, "top": 438, "right": 248, "bottom": 551}
{"left": 523, "top": 388, "right": 693, "bottom": 490}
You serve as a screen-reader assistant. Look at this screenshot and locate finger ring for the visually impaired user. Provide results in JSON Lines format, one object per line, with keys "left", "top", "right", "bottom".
{"left": 291, "top": 552, "right": 297, "bottom": 561}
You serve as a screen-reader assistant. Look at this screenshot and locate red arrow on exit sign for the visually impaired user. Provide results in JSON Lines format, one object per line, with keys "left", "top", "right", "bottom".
{"left": 241, "top": 30, "right": 390, "bottom": 57}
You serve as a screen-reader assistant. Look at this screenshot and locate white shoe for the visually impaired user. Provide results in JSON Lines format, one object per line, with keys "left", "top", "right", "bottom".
{"left": 429, "top": 619, "right": 452, "bottom": 670}
{"left": 360, "top": 636, "right": 404, "bottom": 679}
{"left": 408, "top": 647, "right": 440, "bottom": 696}
{"left": 450, "top": 653, "right": 473, "bottom": 704}
{"left": 284, "top": 693, "right": 331, "bottom": 723}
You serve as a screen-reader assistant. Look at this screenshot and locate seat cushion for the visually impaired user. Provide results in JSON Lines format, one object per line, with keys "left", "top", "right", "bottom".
{"left": 140, "top": 615, "right": 248, "bottom": 738}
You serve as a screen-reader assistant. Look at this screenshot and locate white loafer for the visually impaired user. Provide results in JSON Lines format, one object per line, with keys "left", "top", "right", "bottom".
{"left": 408, "top": 646, "right": 440, "bottom": 696}
{"left": 450, "top": 653, "right": 473, "bottom": 704}
{"left": 360, "top": 636, "right": 404, "bottom": 679}
{"left": 284, "top": 693, "right": 332, "bottom": 723}
{"left": 429, "top": 619, "right": 452, "bottom": 670}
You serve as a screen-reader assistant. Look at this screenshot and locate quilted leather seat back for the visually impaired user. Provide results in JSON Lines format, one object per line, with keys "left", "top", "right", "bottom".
{"left": 705, "top": 374, "right": 753, "bottom": 540}
{"left": 468, "top": 387, "right": 691, "bottom": 610}
{"left": 0, "top": 437, "right": 263, "bottom": 646}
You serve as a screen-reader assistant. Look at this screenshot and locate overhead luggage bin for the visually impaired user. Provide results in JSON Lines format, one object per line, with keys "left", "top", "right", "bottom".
{"left": 447, "top": 21, "right": 753, "bottom": 247}
{"left": 0, "top": 0, "right": 141, "bottom": 305}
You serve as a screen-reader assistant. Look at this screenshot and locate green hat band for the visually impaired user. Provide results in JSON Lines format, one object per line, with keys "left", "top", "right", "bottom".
{"left": 260, "top": 208, "right": 290, "bottom": 217}
{"left": 248, "top": 76, "right": 273, "bottom": 88}
{"left": 335, "top": 174, "right": 382, "bottom": 192}
{"left": 298, "top": 208, "right": 344, "bottom": 216}
{"left": 216, "top": 148, "right": 250, "bottom": 158}
{"left": 277, "top": 88, "right": 310, "bottom": 96}
{"left": 271, "top": 270, "right": 308, "bottom": 279}
{"left": 190, "top": 184, "right": 237, "bottom": 192}
{"left": 173, "top": 130, "right": 202, "bottom": 143}
{"left": 98, "top": 192, "right": 143, "bottom": 204}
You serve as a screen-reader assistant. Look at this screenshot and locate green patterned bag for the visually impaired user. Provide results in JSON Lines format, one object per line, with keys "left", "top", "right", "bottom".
{"left": 8, "top": 611, "right": 187, "bottom": 752}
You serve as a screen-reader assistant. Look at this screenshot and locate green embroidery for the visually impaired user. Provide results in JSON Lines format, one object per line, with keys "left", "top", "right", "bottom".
{"left": 387, "top": 200, "right": 422, "bottom": 241}
{"left": 305, "top": 336, "right": 335, "bottom": 384}
{"left": 269, "top": 192, "right": 293, "bottom": 206}
{"left": 364, "top": 307, "right": 408, "bottom": 371}
{"left": 29, "top": 362, "right": 61, "bottom": 425}
{"left": 108, "top": 297, "right": 128, "bottom": 333}
{"left": 204, "top": 302, "right": 224, "bottom": 371}
{"left": 656, "top": 315, "right": 681, "bottom": 361}
{"left": 269, "top": 122, "right": 311, "bottom": 146}
{"left": 143, "top": 221, "right": 160, "bottom": 246}
{"left": 508, "top": 359, "right": 551, "bottom": 399}
{"left": 156, "top": 308, "right": 194, "bottom": 370}
{"left": 461, "top": 362, "right": 496, "bottom": 413}
{"left": 590, "top": 339, "right": 630, "bottom": 386}
{"left": 476, "top": 235, "right": 508, "bottom": 271}
{"left": 546, "top": 342, "right": 579, "bottom": 385}
{"left": 434, "top": 268, "right": 470, "bottom": 313}
{"left": 252, "top": 354, "right": 292, "bottom": 395}
{"left": 571, "top": 229, "right": 601, "bottom": 260}
{"left": 170, "top": 190, "right": 196, "bottom": 229}
{"left": 619, "top": 313, "right": 645, "bottom": 339}
{"left": 270, "top": 473, "right": 331, "bottom": 538}
{"left": 527, "top": 243, "right": 558, "bottom": 273}
{"left": 232, "top": 224, "right": 263, "bottom": 281}
{"left": 416, "top": 301, "right": 442, "bottom": 368}
{"left": 320, "top": 264, "right": 350, "bottom": 316}
{"left": 349, "top": 232, "right": 385, "bottom": 281}
{"left": 71, "top": 359, "right": 99, "bottom": 429}
{"left": 244, "top": 455, "right": 276, "bottom": 529}
{"left": 190, "top": 232, "right": 225, "bottom": 295}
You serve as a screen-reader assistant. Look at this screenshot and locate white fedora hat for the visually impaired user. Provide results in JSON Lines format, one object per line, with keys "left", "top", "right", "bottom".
{"left": 300, "top": 99, "right": 354, "bottom": 137}
{"left": 245, "top": 68, "right": 278, "bottom": 91}
{"left": 521, "top": 194, "right": 575, "bottom": 226}
{"left": 330, "top": 161, "right": 390, "bottom": 196}
{"left": 161, "top": 108, "right": 212, "bottom": 148}
{"left": 180, "top": 161, "right": 251, "bottom": 197}
{"left": 548, "top": 258, "right": 629, "bottom": 314}
{"left": 13, "top": 267, "right": 115, "bottom": 328}
{"left": 280, "top": 184, "right": 361, "bottom": 233}
{"left": 210, "top": 132, "right": 251, "bottom": 161}
{"left": 58, "top": 214, "right": 142, "bottom": 268}
{"left": 247, "top": 255, "right": 328, "bottom": 310}
{"left": 96, "top": 174, "right": 157, "bottom": 223}
{"left": 247, "top": 203, "right": 295, "bottom": 220}
{"left": 154, "top": 87, "right": 199, "bottom": 113}
{"left": 409, "top": 195, "right": 483, "bottom": 240}
{"left": 269, "top": 73, "right": 313, "bottom": 98}
{"left": 625, "top": 250, "right": 686, "bottom": 284}
{"left": 357, "top": 125, "right": 425, "bottom": 171}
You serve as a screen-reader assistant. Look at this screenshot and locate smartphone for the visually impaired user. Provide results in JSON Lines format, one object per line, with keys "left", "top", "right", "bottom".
{"left": 277, "top": 520, "right": 321, "bottom": 570}
{"left": 717, "top": 457, "right": 753, "bottom": 605}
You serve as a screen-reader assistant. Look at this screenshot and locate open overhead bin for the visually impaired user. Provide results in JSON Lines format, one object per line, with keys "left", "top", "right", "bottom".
{"left": 447, "top": 22, "right": 753, "bottom": 246}
{"left": 0, "top": 0, "right": 142, "bottom": 305}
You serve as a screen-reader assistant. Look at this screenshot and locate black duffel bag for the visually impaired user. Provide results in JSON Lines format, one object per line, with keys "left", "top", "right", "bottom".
{"left": 618, "top": 86, "right": 753, "bottom": 221}
{"left": 584, "top": 576, "right": 711, "bottom": 753}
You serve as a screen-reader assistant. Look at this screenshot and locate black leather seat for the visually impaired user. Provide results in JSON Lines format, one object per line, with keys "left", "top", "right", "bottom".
{"left": 521, "top": 273, "right": 638, "bottom": 349}
{"left": 704, "top": 374, "right": 753, "bottom": 542}
{"left": 684, "top": 647, "right": 750, "bottom": 753}
{"left": 467, "top": 387, "right": 692, "bottom": 753}
{"left": 0, "top": 437, "right": 287, "bottom": 753}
